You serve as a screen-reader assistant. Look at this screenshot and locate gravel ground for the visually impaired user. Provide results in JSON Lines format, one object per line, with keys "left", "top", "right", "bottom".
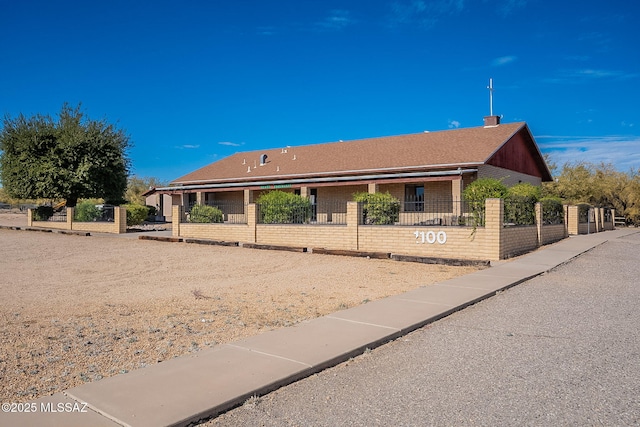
{"left": 206, "top": 231, "right": 640, "bottom": 427}
{"left": 0, "top": 213, "right": 478, "bottom": 404}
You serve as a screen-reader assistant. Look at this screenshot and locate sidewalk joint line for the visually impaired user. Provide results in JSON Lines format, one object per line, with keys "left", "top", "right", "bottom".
{"left": 394, "top": 298, "right": 454, "bottom": 307}
{"left": 227, "top": 344, "right": 313, "bottom": 368}
{"left": 324, "top": 316, "right": 400, "bottom": 331}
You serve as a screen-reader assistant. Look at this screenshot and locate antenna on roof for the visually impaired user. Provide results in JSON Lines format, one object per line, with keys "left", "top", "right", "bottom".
{"left": 487, "top": 78, "right": 494, "bottom": 117}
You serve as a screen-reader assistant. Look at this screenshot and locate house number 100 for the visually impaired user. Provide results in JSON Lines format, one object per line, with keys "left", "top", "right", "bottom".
{"left": 414, "top": 230, "right": 447, "bottom": 244}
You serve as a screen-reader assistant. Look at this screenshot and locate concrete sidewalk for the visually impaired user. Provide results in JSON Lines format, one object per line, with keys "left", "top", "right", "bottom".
{"left": 2, "top": 229, "right": 636, "bottom": 427}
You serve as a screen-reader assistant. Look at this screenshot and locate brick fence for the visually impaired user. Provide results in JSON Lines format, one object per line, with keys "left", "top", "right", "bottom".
{"left": 27, "top": 207, "right": 127, "bottom": 234}
{"left": 173, "top": 199, "right": 614, "bottom": 261}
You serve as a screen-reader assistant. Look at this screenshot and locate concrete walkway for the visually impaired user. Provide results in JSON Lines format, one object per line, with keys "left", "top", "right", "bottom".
{"left": 2, "top": 229, "right": 636, "bottom": 427}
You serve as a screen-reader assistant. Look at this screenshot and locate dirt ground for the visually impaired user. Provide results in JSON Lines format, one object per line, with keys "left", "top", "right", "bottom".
{"left": 0, "top": 212, "right": 480, "bottom": 403}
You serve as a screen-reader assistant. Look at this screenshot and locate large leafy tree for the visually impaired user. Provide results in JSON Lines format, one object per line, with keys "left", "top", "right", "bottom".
{"left": 542, "top": 160, "right": 640, "bottom": 225}
{"left": 0, "top": 103, "right": 131, "bottom": 207}
{"left": 125, "top": 176, "right": 166, "bottom": 205}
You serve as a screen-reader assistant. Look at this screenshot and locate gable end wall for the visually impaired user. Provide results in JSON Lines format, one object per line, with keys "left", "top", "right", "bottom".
{"left": 477, "top": 164, "right": 541, "bottom": 187}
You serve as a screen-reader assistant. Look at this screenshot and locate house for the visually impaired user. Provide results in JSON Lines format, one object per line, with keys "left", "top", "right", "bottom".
{"left": 146, "top": 117, "right": 552, "bottom": 222}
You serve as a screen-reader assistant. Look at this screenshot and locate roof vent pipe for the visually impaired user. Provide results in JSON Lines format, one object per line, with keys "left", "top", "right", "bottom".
{"left": 260, "top": 154, "right": 268, "bottom": 165}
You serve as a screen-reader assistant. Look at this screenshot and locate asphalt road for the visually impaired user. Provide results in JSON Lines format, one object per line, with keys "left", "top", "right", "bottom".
{"left": 205, "top": 231, "right": 640, "bottom": 427}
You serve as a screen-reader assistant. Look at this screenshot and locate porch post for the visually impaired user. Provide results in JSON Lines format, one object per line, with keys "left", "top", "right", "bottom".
{"left": 452, "top": 177, "right": 462, "bottom": 218}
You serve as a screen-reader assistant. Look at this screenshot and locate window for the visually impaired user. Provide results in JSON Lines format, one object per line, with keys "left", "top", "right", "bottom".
{"left": 405, "top": 185, "right": 424, "bottom": 212}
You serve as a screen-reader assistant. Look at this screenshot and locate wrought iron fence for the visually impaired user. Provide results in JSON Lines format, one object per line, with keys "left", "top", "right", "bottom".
{"left": 541, "top": 198, "right": 564, "bottom": 225}
{"left": 365, "top": 197, "right": 479, "bottom": 226}
{"left": 49, "top": 207, "right": 68, "bottom": 222}
{"left": 578, "top": 204, "right": 592, "bottom": 224}
{"left": 503, "top": 196, "right": 537, "bottom": 226}
{"left": 201, "top": 202, "right": 248, "bottom": 224}
{"left": 98, "top": 205, "right": 115, "bottom": 222}
{"left": 312, "top": 200, "right": 348, "bottom": 225}
{"left": 257, "top": 201, "right": 312, "bottom": 224}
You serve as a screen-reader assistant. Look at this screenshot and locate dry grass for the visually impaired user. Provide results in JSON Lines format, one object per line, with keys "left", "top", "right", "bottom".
{"left": 0, "top": 214, "right": 480, "bottom": 403}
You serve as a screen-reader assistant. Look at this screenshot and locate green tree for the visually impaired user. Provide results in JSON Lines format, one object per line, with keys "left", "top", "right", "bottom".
{"left": 125, "top": 176, "right": 166, "bottom": 205}
{"left": 542, "top": 160, "right": 640, "bottom": 225}
{"left": 0, "top": 103, "right": 131, "bottom": 207}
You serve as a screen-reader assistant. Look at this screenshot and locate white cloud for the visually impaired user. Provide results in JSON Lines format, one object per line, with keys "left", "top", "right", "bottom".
{"left": 448, "top": 119, "right": 461, "bottom": 128}
{"left": 218, "top": 141, "right": 243, "bottom": 147}
{"left": 317, "top": 10, "right": 354, "bottom": 31}
{"left": 546, "top": 69, "right": 639, "bottom": 84}
{"left": 491, "top": 56, "right": 517, "bottom": 67}
{"left": 498, "top": 0, "right": 527, "bottom": 16}
{"left": 536, "top": 134, "right": 640, "bottom": 172}
{"left": 388, "top": 0, "right": 465, "bottom": 29}
{"left": 175, "top": 144, "right": 200, "bottom": 149}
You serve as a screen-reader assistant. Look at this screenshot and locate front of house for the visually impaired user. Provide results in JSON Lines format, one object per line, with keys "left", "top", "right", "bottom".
{"left": 147, "top": 118, "right": 552, "bottom": 223}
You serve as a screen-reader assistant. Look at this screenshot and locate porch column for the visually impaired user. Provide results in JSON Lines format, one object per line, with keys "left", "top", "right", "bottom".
{"left": 196, "top": 192, "right": 204, "bottom": 205}
{"left": 368, "top": 183, "right": 378, "bottom": 194}
{"left": 243, "top": 189, "right": 254, "bottom": 204}
{"left": 452, "top": 177, "right": 462, "bottom": 218}
{"left": 299, "top": 187, "right": 308, "bottom": 198}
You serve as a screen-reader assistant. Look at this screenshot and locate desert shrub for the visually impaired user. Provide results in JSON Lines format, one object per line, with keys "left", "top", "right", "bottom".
{"left": 257, "top": 191, "right": 312, "bottom": 224}
{"left": 541, "top": 197, "right": 564, "bottom": 225}
{"left": 146, "top": 205, "right": 158, "bottom": 217}
{"left": 462, "top": 178, "right": 508, "bottom": 226}
{"left": 73, "top": 200, "right": 101, "bottom": 222}
{"left": 353, "top": 192, "right": 400, "bottom": 225}
{"left": 504, "top": 183, "right": 539, "bottom": 226}
{"left": 188, "top": 204, "right": 223, "bottom": 223}
{"left": 33, "top": 205, "right": 54, "bottom": 221}
{"left": 124, "top": 204, "right": 149, "bottom": 226}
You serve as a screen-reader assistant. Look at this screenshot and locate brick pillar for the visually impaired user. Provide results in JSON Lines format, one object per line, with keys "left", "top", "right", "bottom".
{"left": 247, "top": 203, "right": 257, "bottom": 243}
{"left": 299, "top": 187, "right": 308, "bottom": 198}
{"left": 567, "top": 205, "right": 579, "bottom": 235}
{"left": 452, "top": 178, "right": 462, "bottom": 218}
{"left": 367, "top": 183, "right": 378, "bottom": 194}
{"left": 611, "top": 209, "right": 616, "bottom": 229}
{"left": 27, "top": 208, "right": 33, "bottom": 227}
{"left": 172, "top": 205, "right": 181, "bottom": 237}
{"left": 485, "top": 198, "right": 503, "bottom": 260}
{"left": 66, "top": 207, "right": 74, "bottom": 230}
{"left": 115, "top": 207, "right": 127, "bottom": 234}
{"left": 196, "top": 192, "right": 204, "bottom": 206}
{"left": 346, "top": 201, "right": 360, "bottom": 251}
{"left": 535, "top": 202, "right": 542, "bottom": 246}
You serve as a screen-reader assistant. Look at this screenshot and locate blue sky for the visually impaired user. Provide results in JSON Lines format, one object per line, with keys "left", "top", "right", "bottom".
{"left": 1, "top": 0, "right": 639, "bottom": 182}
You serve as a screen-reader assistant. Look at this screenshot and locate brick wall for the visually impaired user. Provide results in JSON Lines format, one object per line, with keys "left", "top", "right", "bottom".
{"left": 171, "top": 199, "right": 630, "bottom": 261}
{"left": 358, "top": 226, "right": 492, "bottom": 260}
{"left": 179, "top": 223, "right": 250, "bottom": 241}
{"left": 540, "top": 224, "right": 566, "bottom": 245}
{"left": 28, "top": 207, "right": 127, "bottom": 234}
{"left": 257, "top": 225, "right": 352, "bottom": 249}
{"left": 501, "top": 226, "right": 538, "bottom": 258}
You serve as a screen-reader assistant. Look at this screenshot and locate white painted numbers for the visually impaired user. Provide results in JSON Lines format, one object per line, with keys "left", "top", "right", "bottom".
{"left": 414, "top": 230, "right": 447, "bottom": 244}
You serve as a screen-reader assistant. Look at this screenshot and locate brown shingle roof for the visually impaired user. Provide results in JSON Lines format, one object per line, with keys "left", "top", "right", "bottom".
{"left": 172, "top": 122, "right": 534, "bottom": 185}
